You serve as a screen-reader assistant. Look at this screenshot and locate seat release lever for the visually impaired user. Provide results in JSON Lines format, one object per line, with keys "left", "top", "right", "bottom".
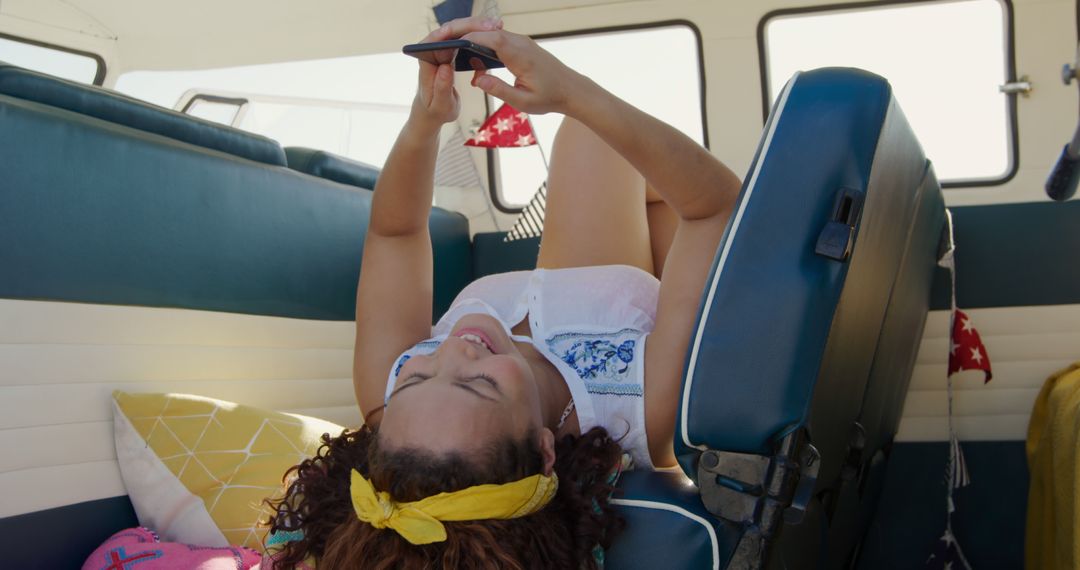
{"left": 815, "top": 188, "right": 864, "bottom": 261}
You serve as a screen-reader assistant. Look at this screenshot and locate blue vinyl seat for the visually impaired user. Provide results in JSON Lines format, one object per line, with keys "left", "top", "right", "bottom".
{"left": 285, "top": 146, "right": 381, "bottom": 190}
{"left": 600, "top": 67, "right": 946, "bottom": 569}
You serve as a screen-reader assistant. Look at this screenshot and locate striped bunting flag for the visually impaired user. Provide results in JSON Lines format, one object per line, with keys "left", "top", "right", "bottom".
{"left": 434, "top": 126, "right": 484, "bottom": 189}
{"left": 926, "top": 209, "right": 973, "bottom": 570}
{"left": 949, "top": 433, "right": 970, "bottom": 489}
{"left": 504, "top": 182, "right": 546, "bottom": 242}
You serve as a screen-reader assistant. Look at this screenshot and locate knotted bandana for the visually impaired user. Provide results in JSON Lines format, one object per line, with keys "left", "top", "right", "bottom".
{"left": 349, "top": 469, "right": 558, "bottom": 545}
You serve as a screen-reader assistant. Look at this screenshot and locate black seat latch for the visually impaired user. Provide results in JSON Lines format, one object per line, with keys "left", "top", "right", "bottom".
{"left": 815, "top": 188, "right": 864, "bottom": 261}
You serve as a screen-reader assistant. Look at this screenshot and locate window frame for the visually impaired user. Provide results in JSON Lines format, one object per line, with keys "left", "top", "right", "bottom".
{"left": 757, "top": 0, "right": 1019, "bottom": 188}
{"left": 178, "top": 93, "right": 250, "bottom": 127}
{"left": 487, "top": 20, "right": 709, "bottom": 213}
{"left": 0, "top": 31, "right": 107, "bottom": 85}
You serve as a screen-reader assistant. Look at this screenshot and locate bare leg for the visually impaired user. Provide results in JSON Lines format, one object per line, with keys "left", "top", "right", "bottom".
{"left": 536, "top": 117, "right": 654, "bottom": 275}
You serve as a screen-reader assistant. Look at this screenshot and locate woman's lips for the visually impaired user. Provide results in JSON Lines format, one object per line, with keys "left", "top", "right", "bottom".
{"left": 452, "top": 327, "right": 496, "bottom": 353}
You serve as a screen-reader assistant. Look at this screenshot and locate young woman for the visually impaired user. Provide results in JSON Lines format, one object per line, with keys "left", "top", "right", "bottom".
{"left": 264, "top": 16, "right": 742, "bottom": 569}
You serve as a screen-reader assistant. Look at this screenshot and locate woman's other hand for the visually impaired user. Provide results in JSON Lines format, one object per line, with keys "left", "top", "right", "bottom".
{"left": 463, "top": 30, "right": 583, "bottom": 115}
{"left": 411, "top": 17, "right": 503, "bottom": 134}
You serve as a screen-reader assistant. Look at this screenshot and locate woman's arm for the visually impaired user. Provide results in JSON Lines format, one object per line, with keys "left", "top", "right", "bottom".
{"left": 464, "top": 31, "right": 741, "bottom": 222}
{"left": 464, "top": 30, "right": 741, "bottom": 466}
{"left": 354, "top": 17, "right": 502, "bottom": 428}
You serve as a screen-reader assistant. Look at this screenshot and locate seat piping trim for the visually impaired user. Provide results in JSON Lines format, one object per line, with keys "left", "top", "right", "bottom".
{"left": 610, "top": 498, "right": 720, "bottom": 569}
{"left": 679, "top": 72, "right": 801, "bottom": 450}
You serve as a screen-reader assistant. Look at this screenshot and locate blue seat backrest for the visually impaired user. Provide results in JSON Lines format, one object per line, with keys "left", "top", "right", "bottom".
{"left": 471, "top": 233, "right": 540, "bottom": 277}
{"left": 0, "top": 63, "right": 288, "bottom": 167}
{"left": 285, "top": 146, "right": 381, "bottom": 190}
{"left": 677, "top": 68, "right": 940, "bottom": 456}
{"left": 673, "top": 68, "right": 945, "bottom": 566}
{"left": 0, "top": 91, "right": 470, "bottom": 321}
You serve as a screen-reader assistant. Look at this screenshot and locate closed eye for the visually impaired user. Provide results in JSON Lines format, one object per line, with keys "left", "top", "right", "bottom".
{"left": 451, "top": 373, "right": 502, "bottom": 402}
{"left": 390, "top": 373, "right": 431, "bottom": 399}
{"left": 454, "top": 382, "right": 498, "bottom": 402}
{"left": 468, "top": 373, "right": 502, "bottom": 395}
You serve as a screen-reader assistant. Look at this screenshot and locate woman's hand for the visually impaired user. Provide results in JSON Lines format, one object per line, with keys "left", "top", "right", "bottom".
{"left": 410, "top": 17, "right": 503, "bottom": 135}
{"left": 462, "top": 29, "right": 584, "bottom": 115}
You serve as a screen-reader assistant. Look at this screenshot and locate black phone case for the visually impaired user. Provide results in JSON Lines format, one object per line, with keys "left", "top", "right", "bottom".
{"left": 402, "top": 40, "right": 504, "bottom": 71}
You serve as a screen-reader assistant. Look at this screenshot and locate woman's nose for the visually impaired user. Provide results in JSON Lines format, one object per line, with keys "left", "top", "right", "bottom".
{"left": 440, "top": 336, "right": 481, "bottom": 360}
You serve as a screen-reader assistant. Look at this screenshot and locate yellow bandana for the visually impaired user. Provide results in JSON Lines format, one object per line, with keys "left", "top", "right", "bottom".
{"left": 349, "top": 469, "right": 558, "bottom": 545}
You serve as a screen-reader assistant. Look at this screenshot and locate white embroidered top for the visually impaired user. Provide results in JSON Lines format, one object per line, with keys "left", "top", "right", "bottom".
{"left": 383, "top": 264, "right": 660, "bottom": 470}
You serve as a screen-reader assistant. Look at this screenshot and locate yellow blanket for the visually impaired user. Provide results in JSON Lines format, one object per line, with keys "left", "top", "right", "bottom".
{"left": 1027, "top": 362, "right": 1080, "bottom": 570}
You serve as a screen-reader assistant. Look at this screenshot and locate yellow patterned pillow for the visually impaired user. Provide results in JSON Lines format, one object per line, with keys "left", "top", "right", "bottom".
{"left": 112, "top": 391, "right": 344, "bottom": 551}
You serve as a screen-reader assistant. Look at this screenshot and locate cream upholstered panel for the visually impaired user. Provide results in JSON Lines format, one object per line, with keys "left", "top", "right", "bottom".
{"left": 896, "top": 304, "right": 1080, "bottom": 442}
{"left": 0, "top": 298, "right": 360, "bottom": 518}
{"left": 8, "top": 299, "right": 1076, "bottom": 515}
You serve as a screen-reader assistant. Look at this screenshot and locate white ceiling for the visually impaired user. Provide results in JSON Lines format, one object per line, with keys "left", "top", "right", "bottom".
{"left": 0, "top": 0, "right": 770, "bottom": 74}
{"left": 0, "top": 0, "right": 440, "bottom": 71}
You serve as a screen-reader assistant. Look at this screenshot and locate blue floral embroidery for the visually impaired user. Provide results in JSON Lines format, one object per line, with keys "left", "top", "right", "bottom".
{"left": 546, "top": 329, "right": 643, "bottom": 396}
{"left": 558, "top": 339, "right": 635, "bottom": 379}
{"left": 393, "top": 340, "right": 442, "bottom": 378}
{"left": 393, "top": 354, "right": 411, "bottom": 377}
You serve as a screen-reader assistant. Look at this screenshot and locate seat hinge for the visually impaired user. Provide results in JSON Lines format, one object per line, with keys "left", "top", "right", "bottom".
{"left": 696, "top": 430, "right": 821, "bottom": 570}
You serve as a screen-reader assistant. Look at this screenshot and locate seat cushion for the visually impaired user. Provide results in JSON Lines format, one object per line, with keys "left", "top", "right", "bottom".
{"left": 608, "top": 470, "right": 741, "bottom": 569}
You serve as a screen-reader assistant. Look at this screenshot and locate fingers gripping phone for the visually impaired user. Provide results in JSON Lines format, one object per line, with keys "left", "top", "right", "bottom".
{"left": 402, "top": 40, "right": 505, "bottom": 72}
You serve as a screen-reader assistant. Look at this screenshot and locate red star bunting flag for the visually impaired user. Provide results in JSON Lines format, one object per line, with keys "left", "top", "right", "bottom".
{"left": 947, "top": 309, "right": 992, "bottom": 382}
{"left": 927, "top": 210, "right": 982, "bottom": 570}
{"left": 465, "top": 103, "right": 537, "bottom": 148}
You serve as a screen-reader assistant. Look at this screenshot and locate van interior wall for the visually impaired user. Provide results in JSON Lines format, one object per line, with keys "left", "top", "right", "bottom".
{"left": 858, "top": 441, "right": 1028, "bottom": 569}
{"left": 3, "top": 0, "right": 1071, "bottom": 205}
{"left": 2, "top": 0, "right": 1079, "bottom": 566}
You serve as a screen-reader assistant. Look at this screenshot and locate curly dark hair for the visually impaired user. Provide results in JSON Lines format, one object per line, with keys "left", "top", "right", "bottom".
{"left": 263, "top": 424, "right": 625, "bottom": 569}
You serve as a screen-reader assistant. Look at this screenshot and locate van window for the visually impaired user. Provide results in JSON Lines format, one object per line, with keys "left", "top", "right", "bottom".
{"left": 488, "top": 24, "right": 706, "bottom": 210}
{"left": 761, "top": 0, "right": 1013, "bottom": 185}
{"left": 0, "top": 34, "right": 103, "bottom": 84}
{"left": 181, "top": 95, "right": 247, "bottom": 126}
{"left": 115, "top": 52, "right": 416, "bottom": 167}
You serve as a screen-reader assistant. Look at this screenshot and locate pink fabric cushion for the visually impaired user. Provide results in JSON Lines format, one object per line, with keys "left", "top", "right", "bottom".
{"left": 83, "top": 527, "right": 261, "bottom": 570}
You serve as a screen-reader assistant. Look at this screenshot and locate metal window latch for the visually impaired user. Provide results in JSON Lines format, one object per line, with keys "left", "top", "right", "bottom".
{"left": 1064, "top": 44, "right": 1080, "bottom": 85}
{"left": 999, "top": 75, "right": 1032, "bottom": 96}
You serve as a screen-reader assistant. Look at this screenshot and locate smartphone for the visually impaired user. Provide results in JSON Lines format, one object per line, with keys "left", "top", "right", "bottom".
{"left": 402, "top": 40, "right": 505, "bottom": 72}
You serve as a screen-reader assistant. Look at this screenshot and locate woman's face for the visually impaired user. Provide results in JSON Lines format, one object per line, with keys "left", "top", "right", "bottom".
{"left": 378, "top": 313, "right": 546, "bottom": 456}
